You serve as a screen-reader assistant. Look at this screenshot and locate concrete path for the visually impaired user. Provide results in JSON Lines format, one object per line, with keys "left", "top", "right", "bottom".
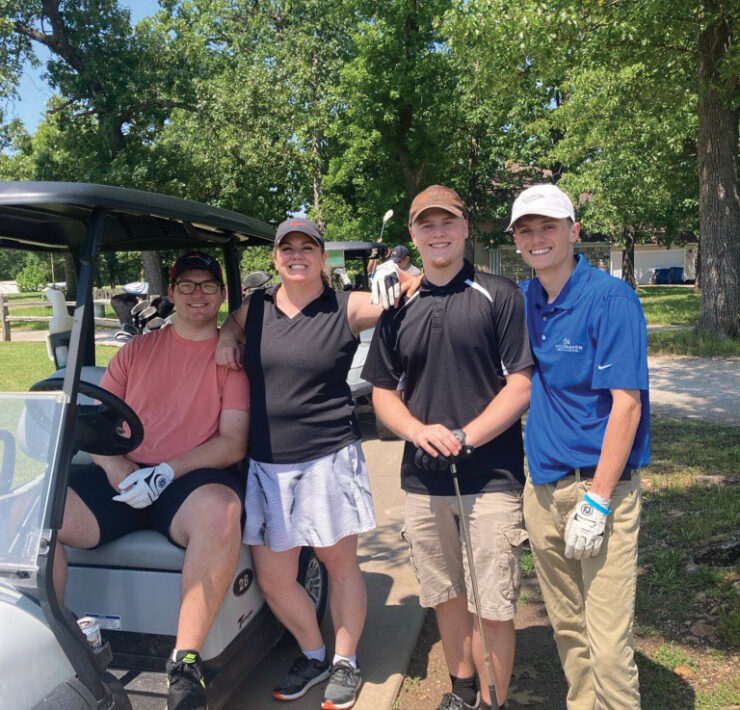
{"left": 648, "top": 355, "right": 740, "bottom": 425}
{"left": 223, "top": 413, "right": 425, "bottom": 710}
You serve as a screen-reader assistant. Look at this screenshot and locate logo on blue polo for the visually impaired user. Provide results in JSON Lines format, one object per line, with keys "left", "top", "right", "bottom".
{"left": 555, "top": 337, "right": 583, "bottom": 353}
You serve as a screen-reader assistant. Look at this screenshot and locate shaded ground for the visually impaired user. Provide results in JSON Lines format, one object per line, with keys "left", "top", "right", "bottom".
{"left": 394, "top": 555, "right": 739, "bottom": 710}
{"left": 648, "top": 355, "right": 739, "bottom": 425}
{"left": 395, "top": 572, "right": 568, "bottom": 710}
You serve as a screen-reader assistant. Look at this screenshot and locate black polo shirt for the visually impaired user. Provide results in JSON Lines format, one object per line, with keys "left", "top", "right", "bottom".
{"left": 244, "top": 285, "right": 362, "bottom": 464}
{"left": 362, "top": 260, "right": 533, "bottom": 495}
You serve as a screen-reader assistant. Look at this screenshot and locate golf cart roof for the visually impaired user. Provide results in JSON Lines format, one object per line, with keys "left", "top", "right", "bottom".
{"left": 325, "top": 241, "right": 388, "bottom": 259}
{"left": 0, "top": 181, "right": 274, "bottom": 253}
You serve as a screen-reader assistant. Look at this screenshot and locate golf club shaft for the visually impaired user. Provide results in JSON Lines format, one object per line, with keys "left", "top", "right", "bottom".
{"left": 450, "top": 461, "right": 497, "bottom": 698}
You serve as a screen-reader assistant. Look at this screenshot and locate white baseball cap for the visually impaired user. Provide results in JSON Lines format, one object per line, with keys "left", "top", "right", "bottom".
{"left": 508, "top": 184, "right": 576, "bottom": 231}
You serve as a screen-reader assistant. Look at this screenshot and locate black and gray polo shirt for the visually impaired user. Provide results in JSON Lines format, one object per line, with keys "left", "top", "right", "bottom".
{"left": 362, "top": 260, "right": 533, "bottom": 496}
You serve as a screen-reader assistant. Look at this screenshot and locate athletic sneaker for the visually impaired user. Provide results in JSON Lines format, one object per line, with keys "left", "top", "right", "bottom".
{"left": 166, "top": 650, "right": 207, "bottom": 710}
{"left": 436, "top": 691, "right": 481, "bottom": 710}
{"left": 273, "top": 653, "right": 331, "bottom": 701}
{"left": 321, "top": 660, "right": 363, "bottom": 709}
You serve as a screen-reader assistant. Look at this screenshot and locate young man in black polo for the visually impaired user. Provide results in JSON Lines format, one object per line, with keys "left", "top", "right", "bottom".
{"left": 362, "top": 185, "right": 533, "bottom": 710}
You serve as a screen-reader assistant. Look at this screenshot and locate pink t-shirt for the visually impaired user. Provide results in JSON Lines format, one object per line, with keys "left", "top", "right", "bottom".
{"left": 101, "top": 327, "right": 249, "bottom": 465}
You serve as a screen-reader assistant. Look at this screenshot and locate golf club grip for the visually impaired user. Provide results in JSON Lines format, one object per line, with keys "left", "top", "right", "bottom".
{"left": 450, "top": 463, "right": 497, "bottom": 695}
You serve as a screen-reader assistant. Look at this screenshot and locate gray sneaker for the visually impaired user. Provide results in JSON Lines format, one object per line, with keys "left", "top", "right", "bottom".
{"left": 272, "top": 653, "right": 330, "bottom": 701}
{"left": 436, "top": 691, "right": 481, "bottom": 710}
{"left": 321, "top": 660, "right": 362, "bottom": 710}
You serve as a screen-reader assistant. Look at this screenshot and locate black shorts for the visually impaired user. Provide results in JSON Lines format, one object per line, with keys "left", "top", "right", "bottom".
{"left": 68, "top": 463, "right": 244, "bottom": 547}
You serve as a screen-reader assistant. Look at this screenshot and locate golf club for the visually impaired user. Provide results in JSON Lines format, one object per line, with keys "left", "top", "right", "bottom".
{"left": 130, "top": 299, "right": 151, "bottom": 334}
{"left": 450, "top": 459, "right": 497, "bottom": 704}
{"left": 144, "top": 316, "right": 164, "bottom": 331}
{"left": 379, "top": 208, "right": 393, "bottom": 241}
{"left": 242, "top": 270, "right": 273, "bottom": 292}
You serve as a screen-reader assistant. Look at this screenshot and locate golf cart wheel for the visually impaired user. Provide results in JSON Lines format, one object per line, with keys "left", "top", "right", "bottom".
{"left": 298, "top": 547, "right": 328, "bottom": 624}
{"left": 376, "top": 415, "right": 397, "bottom": 440}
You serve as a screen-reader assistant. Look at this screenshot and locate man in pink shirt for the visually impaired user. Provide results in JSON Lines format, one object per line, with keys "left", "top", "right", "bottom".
{"left": 54, "top": 252, "right": 249, "bottom": 710}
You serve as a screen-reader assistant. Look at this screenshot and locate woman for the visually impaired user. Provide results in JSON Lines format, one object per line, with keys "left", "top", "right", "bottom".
{"left": 216, "top": 217, "right": 411, "bottom": 710}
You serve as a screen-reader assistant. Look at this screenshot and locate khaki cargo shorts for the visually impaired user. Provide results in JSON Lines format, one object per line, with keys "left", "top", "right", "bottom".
{"left": 402, "top": 489, "right": 528, "bottom": 620}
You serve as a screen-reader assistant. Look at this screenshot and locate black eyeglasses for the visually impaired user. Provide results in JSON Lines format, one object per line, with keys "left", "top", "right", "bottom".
{"left": 175, "top": 280, "right": 221, "bottom": 295}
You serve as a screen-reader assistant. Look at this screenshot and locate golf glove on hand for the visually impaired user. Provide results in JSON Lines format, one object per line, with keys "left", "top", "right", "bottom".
{"left": 113, "top": 463, "right": 174, "bottom": 509}
{"left": 370, "top": 261, "right": 401, "bottom": 310}
{"left": 564, "top": 492, "right": 610, "bottom": 560}
{"left": 414, "top": 430, "right": 474, "bottom": 471}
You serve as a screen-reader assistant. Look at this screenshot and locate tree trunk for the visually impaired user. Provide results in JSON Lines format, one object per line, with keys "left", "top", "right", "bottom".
{"left": 141, "top": 251, "right": 166, "bottom": 297}
{"left": 695, "top": 238, "right": 701, "bottom": 291}
{"left": 622, "top": 226, "right": 637, "bottom": 289}
{"left": 64, "top": 253, "right": 77, "bottom": 303}
{"left": 697, "top": 7, "right": 740, "bottom": 337}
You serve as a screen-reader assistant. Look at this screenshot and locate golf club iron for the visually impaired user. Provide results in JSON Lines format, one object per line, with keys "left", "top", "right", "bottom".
{"left": 450, "top": 460, "right": 497, "bottom": 703}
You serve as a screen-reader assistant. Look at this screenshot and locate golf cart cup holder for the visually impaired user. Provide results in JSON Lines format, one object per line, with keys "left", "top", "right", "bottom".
{"left": 29, "top": 378, "right": 143, "bottom": 456}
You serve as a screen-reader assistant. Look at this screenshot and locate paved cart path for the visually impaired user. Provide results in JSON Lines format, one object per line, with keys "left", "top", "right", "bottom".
{"left": 648, "top": 355, "right": 739, "bottom": 425}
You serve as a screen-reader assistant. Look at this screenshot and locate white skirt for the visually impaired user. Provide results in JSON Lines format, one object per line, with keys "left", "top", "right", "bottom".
{"left": 244, "top": 440, "right": 377, "bottom": 551}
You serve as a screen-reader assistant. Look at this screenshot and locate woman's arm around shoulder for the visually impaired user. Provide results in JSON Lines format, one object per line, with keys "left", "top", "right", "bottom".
{"left": 216, "top": 296, "right": 250, "bottom": 370}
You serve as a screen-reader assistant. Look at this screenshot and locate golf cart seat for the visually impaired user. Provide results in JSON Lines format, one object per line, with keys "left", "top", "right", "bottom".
{"left": 65, "top": 530, "right": 184, "bottom": 571}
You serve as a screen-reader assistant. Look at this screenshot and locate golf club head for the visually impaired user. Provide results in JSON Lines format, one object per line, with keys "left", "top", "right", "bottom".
{"left": 242, "top": 270, "right": 272, "bottom": 291}
{"left": 114, "top": 330, "right": 133, "bottom": 342}
{"left": 144, "top": 317, "right": 164, "bottom": 330}
{"left": 140, "top": 305, "right": 157, "bottom": 320}
{"left": 131, "top": 300, "right": 151, "bottom": 316}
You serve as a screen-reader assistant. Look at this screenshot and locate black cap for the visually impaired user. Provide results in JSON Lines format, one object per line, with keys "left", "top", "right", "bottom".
{"left": 170, "top": 252, "right": 224, "bottom": 284}
{"left": 390, "top": 245, "right": 410, "bottom": 263}
{"left": 274, "top": 217, "right": 324, "bottom": 249}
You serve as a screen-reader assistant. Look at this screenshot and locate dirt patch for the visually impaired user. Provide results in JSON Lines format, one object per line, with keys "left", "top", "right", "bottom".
{"left": 394, "top": 570, "right": 740, "bottom": 709}
{"left": 394, "top": 574, "right": 568, "bottom": 709}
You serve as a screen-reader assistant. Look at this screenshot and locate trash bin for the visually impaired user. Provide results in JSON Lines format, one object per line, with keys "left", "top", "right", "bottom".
{"left": 653, "top": 268, "right": 672, "bottom": 284}
{"left": 93, "top": 303, "right": 105, "bottom": 318}
{"left": 670, "top": 267, "right": 684, "bottom": 284}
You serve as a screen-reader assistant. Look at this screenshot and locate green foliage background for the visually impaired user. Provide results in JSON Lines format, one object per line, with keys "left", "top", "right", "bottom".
{"left": 0, "top": 0, "right": 738, "bottom": 332}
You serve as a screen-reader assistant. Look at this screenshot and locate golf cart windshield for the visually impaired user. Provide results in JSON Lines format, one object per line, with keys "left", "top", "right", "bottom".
{"left": 0, "top": 392, "right": 66, "bottom": 576}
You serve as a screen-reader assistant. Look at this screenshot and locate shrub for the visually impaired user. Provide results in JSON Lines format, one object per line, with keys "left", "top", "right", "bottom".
{"left": 16, "top": 262, "right": 48, "bottom": 292}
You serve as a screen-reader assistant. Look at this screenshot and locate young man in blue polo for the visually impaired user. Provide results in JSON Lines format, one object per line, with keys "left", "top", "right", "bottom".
{"left": 510, "top": 184, "right": 650, "bottom": 710}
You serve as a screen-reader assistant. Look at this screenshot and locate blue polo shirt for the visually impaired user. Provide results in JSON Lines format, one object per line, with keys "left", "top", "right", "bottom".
{"left": 520, "top": 255, "right": 650, "bottom": 485}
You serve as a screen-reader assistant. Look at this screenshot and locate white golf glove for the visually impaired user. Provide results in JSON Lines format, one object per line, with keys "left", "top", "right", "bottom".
{"left": 564, "top": 492, "right": 610, "bottom": 560}
{"left": 370, "top": 261, "right": 401, "bottom": 310}
{"left": 113, "top": 463, "right": 175, "bottom": 509}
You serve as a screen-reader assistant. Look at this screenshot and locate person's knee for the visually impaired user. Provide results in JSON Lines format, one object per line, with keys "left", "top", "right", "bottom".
{"left": 318, "top": 548, "right": 361, "bottom": 585}
{"left": 482, "top": 617, "right": 514, "bottom": 635}
{"left": 255, "top": 564, "right": 290, "bottom": 600}
{"left": 209, "top": 493, "right": 242, "bottom": 544}
{"left": 186, "top": 488, "right": 242, "bottom": 547}
{"left": 590, "top": 636, "right": 635, "bottom": 674}
{"left": 59, "top": 490, "right": 100, "bottom": 549}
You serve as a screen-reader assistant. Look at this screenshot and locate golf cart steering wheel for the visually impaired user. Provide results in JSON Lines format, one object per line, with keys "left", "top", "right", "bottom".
{"left": 29, "top": 378, "right": 144, "bottom": 456}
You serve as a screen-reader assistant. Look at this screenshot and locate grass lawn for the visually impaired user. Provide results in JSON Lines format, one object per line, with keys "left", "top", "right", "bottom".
{"left": 0, "top": 342, "right": 119, "bottom": 392}
{"left": 637, "top": 286, "right": 740, "bottom": 357}
{"left": 637, "top": 285, "right": 700, "bottom": 326}
{"left": 635, "top": 415, "right": 740, "bottom": 708}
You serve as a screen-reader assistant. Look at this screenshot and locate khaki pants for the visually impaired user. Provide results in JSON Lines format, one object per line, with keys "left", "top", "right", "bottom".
{"left": 523, "top": 472, "right": 641, "bottom": 710}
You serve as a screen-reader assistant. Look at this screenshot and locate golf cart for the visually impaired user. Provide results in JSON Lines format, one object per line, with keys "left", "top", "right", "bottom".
{"left": 0, "top": 182, "right": 328, "bottom": 710}
{"left": 325, "top": 240, "right": 388, "bottom": 294}
{"left": 323, "top": 241, "right": 398, "bottom": 438}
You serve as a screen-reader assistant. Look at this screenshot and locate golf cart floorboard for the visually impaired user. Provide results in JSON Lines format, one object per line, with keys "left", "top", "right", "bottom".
{"left": 106, "top": 602, "right": 283, "bottom": 710}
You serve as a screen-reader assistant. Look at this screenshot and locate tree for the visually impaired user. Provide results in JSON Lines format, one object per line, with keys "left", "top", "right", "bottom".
{"left": 0, "top": 0, "right": 199, "bottom": 294}
{"left": 468, "top": 0, "right": 738, "bottom": 335}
